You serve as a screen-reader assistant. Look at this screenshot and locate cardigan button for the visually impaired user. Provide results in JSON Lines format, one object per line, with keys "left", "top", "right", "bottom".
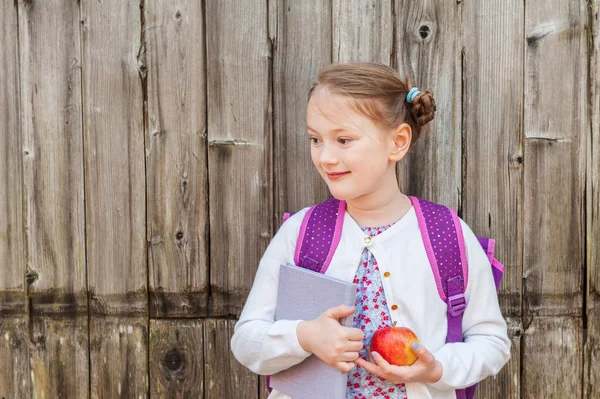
{"left": 391, "top": 304, "right": 398, "bottom": 311}
{"left": 383, "top": 272, "right": 391, "bottom": 278}
{"left": 364, "top": 237, "right": 372, "bottom": 245}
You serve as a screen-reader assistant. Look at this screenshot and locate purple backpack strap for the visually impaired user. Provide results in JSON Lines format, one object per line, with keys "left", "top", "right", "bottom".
{"left": 294, "top": 198, "right": 346, "bottom": 273}
{"left": 477, "top": 237, "right": 504, "bottom": 291}
{"left": 409, "top": 196, "right": 469, "bottom": 399}
{"left": 409, "top": 197, "right": 467, "bottom": 341}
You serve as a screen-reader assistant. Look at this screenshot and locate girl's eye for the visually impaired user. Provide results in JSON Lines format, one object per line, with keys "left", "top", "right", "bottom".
{"left": 309, "top": 137, "right": 320, "bottom": 145}
{"left": 338, "top": 138, "right": 351, "bottom": 145}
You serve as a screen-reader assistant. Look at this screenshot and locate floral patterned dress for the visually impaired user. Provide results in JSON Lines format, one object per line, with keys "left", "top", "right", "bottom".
{"left": 346, "top": 223, "right": 408, "bottom": 399}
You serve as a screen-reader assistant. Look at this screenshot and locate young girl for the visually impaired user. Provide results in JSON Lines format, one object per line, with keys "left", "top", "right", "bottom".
{"left": 231, "top": 63, "right": 510, "bottom": 399}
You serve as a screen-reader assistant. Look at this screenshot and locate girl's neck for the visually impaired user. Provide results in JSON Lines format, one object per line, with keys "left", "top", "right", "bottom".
{"left": 345, "top": 188, "right": 412, "bottom": 228}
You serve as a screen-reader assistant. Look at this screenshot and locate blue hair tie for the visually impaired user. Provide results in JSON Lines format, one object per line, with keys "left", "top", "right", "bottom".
{"left": 406, "top": 87, "right": 421, "bottom": 103}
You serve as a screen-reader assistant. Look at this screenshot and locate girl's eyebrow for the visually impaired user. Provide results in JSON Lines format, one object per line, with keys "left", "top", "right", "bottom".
{"left": 306, "top": 125, "right": 347, "bottom": 134}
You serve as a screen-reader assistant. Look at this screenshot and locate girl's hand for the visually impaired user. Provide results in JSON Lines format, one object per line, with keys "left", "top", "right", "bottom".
{"left": 297, "top": 304, "right": 365, "bottom": 373}
{"left": 355, "top": 343, "right": 443, "bottom": 384}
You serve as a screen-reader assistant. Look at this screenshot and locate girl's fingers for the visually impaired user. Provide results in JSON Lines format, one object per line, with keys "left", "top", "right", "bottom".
{"left": 335, "top": 361, "right": 355, "bottom": 373}
{"left": 355, "top": 357, "right": 380, "bottom": 375}
{"left": 367, "top": 346, "right": 374, "bottom": 363}
{"left": 412, "top": 343, "right": 434, "bottom": 365}
{"left": 339, "top": 351, "right": 360, "bottom": 362}
{"left": 346, "top": 341, "right": 364, "bottom": 352}
{"left": 345, "top": 327, "right": 365, "bottom": 341}
{"left": 371, "top": 351, "right": 391, "bottom": 369}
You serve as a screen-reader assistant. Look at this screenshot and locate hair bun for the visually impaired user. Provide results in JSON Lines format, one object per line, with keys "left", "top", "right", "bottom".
{"left": 408, "top": 89, "right": 436, "bottom": 127}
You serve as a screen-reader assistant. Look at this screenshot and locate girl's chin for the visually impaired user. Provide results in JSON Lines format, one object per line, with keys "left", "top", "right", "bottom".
{"left": 326, "top": 187, "right": 360, "bottom": 202}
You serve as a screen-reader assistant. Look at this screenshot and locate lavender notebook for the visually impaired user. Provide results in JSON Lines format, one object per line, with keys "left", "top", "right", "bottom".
{"left": 270, "top": 263, "right": 357, "bottom": 399}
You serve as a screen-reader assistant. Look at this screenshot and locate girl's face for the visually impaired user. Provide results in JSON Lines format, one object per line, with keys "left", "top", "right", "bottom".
{"left": 306, "top": 88, "right": 404, "bottom": 202}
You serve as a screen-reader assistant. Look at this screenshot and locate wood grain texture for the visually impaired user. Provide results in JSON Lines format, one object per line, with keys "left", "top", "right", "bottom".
{"left": 0, "top": 3, "right": 28, "bottom": 397}
{"left": 0, "top": 318, "right": 29, "bottom": 399}
{"left": 81, "top": 0, "right": 147, "bottom": 396}
{"left": 259, "top": 375, "right": 270, "bottom": 399}
{"left": 0, "top": 0, "right": 25, "bottom": 316}
{"left": 17, "top": 0, "right": 89, "bottom": 396}
{"left": 89, "top": 317, "right": 148, "bottom": 398}
{"left": 204, "top": 319, "right": 258, "bottom": 399}
{"left": 522, "top": 317, "right": 583, "bottom": 398}
{"left": 586, "top": 1, "right": 599, "bottom": 397}
{"left": 149, "top": 319, "right": 204, "bottom": 398}
{"left": 29, "top": 317, "right": 89, "bottom": 399}
{"left": 82, "top": 0, "right": 146, "bottom": 317}
{"left": 332, "top": 0, "right": 393, "bottom": 64}
{"left": 271, "top": 0, "right": 331, "bottom": 218}
{"left": 461, "top": 2, "right": 524, "bottom": 397}
{"left": 145, "top": 0, "right": 209, "bottom": 318}
{"left": 395, "top": 0, "right": 461, "bottom": 208}
{"left": 523, "top": 0, "right": 587, "bottom": 315}
{"left": 206, "top": 0, "right": 271, "bottom": 317}
{"left": 461, "top": 0, "right": 524, "bottom": 317}
{"left": 523, "top": 0, "right": 587, "bottom": 396}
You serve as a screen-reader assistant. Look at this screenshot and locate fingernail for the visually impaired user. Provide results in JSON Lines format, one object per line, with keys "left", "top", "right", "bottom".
{"left": 412, "top": 342, "right": 420, "bottom": 350}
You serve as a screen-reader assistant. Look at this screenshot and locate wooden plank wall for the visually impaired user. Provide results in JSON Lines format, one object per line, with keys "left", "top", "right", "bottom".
{"left": 462, "top": 1, "right": 524, "bottom": 398}
{"left": 0, "top": 0, "right": 597, "bottom": 398}
{"left": 0, "top": 2, "right": 28, "bottom": 398}
{"left": 587, "top": 1, "right": 599, "bottom": 398}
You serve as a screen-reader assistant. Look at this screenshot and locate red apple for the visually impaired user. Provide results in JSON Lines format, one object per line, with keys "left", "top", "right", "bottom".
{"left": 370, "top": 327, "right": 420, "bottom": 366}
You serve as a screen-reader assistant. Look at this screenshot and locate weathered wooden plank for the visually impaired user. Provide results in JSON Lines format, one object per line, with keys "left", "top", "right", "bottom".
{"left": 149, "top": 319, "right": 204, "bottom": 398}
{"left": 29, "top": 317, "right": 89, "bottom": 398}
{"left": 523, "top": 2, "right": 587, "bottom": 311}
{"left": 89, "top": 317, "right": 148, "bottom": 398}
{"left": 462, "top": 0, "right": 524, "bottom": 319}
{"left": 145, "top": 0, "right": 209, "bottom": 318}
{"left": 522, "top": 317, "right": 583, "bottom": 397}
{"left": 17, "top": 0, "right": 89, "bottom": 396}
{"left": 271, "top": 0, "right": 331, "bottom": 217}
{"left": 0, "top": 0, "right": 25, "bottom": 317}
{"left": 523, "top": 0, "right": 587, "bottom": 396}
{"left": 461, "top": 2, "right": 524, "bottom": 397}
{"left": 523, "top": 0, "right": 587, "bottom": 317}
{"left": 207, "top": 0, "right": 271, "bottom": 317}
{"left": 0, "top": 0, "right": 24, "bottom": 314}
{"left": 395, "top": 0, "right": 461, "bottom": 208}
{"left": 81, "top": 0, "right": 147, "bottom": 397}
{"left": 205, "top": 319, "right": 258, "bottom": 399}
{"left": 0, "top": 318, "right": 29, "bottom": 399}
{"left": 586, "top": 1, "right": 600, "bottom": 398}
{"left": 259, "top": 375, "right": 270, "bottom": 399}
{"left": 332, "top": 0, "right": 393, "bottom": 64}
{"left": 0, "top": 2, "right": 28, "bottom": 397}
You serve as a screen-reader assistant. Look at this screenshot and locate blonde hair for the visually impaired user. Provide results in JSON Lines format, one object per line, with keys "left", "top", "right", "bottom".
{"left": 308, "top": 62, "right": 436, "bottom": 145}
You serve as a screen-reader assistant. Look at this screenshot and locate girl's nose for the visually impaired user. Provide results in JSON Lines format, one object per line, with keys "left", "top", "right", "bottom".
{"left": 319, "top": 144, "right": 338, "bottom": 165}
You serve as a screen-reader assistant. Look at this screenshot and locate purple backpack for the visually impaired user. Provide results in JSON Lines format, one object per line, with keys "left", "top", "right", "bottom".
{"left": 268, "top": 196, "right": 504, "bottom": 399}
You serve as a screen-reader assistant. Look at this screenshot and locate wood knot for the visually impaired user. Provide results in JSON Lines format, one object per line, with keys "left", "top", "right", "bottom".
{"left": 176, "top": 231, "right": 184, "bottom": 240}
{"left": 25, "top": 269, "right": 39, "bottom": 285}
{"left": 164, "top": 348, "right": 184, "bottom": 373}
{"left": 415, "top": 22, "right": 436, "bottom": 43}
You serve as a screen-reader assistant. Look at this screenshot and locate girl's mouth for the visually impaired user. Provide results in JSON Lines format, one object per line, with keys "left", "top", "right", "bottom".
{"left": 327, "top": 171, "right": 350, "bottom": 180}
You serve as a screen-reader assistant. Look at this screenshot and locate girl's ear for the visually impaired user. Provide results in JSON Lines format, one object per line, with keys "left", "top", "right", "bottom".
{"left": 389, "top": 123, "right": 412, "bottom": 162}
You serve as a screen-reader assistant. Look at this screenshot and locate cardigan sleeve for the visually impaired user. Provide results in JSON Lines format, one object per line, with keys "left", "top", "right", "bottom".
{"left": 230, "top": 208, "right": 313, "bottom": 375}
{"left": 428, "top": 219, "right": 511, "bottom": 390}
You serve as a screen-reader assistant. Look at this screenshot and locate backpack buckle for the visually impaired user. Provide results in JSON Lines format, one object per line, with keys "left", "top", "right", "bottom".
{"left": 448, "top": 293, "right": 466, "bottom": 316}
{"left": 300, "top": 256, "right": 321, "bottom": 273}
